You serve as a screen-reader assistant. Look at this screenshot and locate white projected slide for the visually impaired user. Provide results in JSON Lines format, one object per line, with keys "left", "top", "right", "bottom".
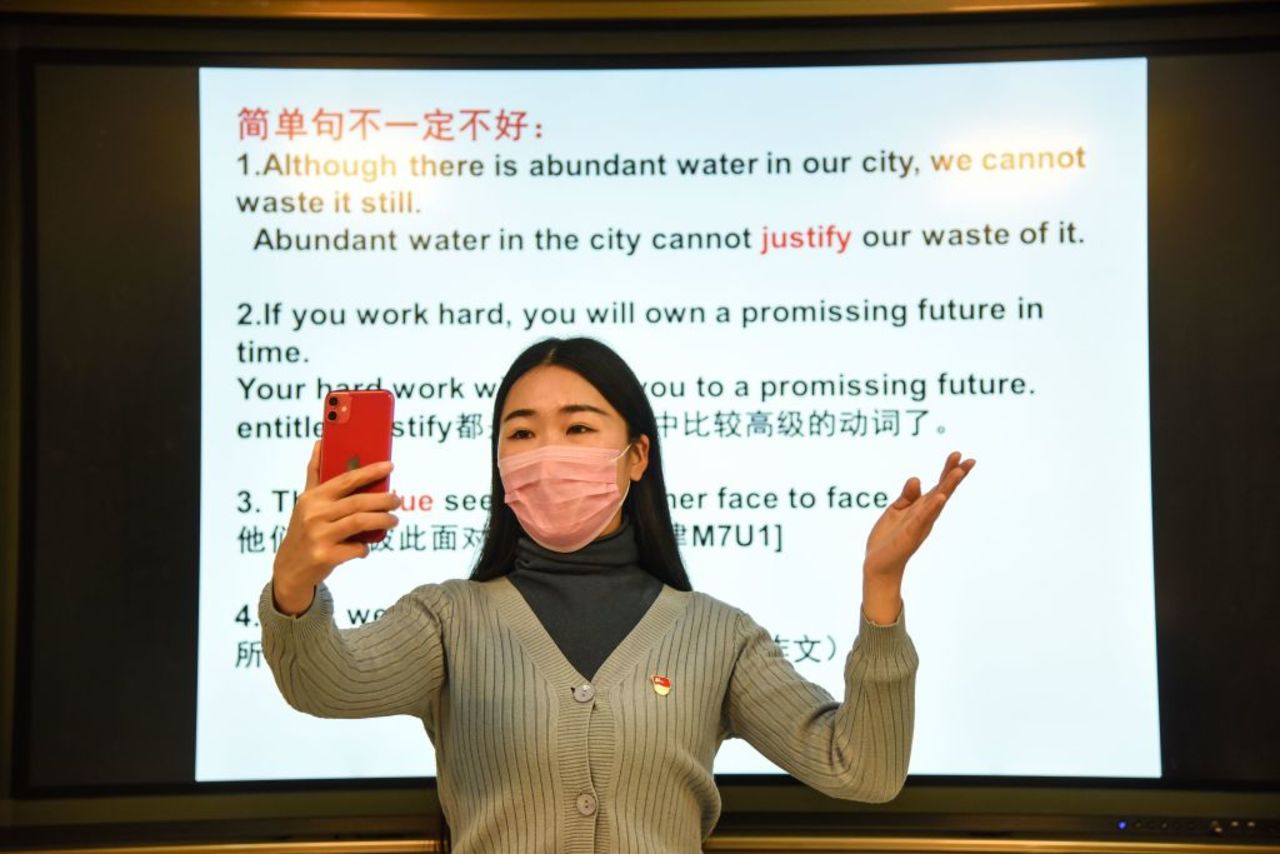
{"left": 196, "top": 59, "right": 1159, "bottom": 782}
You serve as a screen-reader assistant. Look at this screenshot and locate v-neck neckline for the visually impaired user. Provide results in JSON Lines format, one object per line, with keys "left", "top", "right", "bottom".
{"left": 489, "top": 574, "right": 687, "bottom": 688}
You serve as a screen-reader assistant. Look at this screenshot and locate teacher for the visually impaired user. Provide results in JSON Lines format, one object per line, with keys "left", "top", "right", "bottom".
{"left": 260, "top": 335, "right": 974, "bottom": 854}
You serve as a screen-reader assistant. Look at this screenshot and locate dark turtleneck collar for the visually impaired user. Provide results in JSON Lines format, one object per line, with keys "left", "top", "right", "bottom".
{"left": 508, "top": 514, "right": 663, "bottom": 682}
{"left": 514, "top": 512, "right": 642, "bottom": 573}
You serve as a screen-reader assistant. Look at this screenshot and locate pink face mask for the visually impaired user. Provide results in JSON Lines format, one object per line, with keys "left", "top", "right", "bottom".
{"left": 498, "top": 442, "right": 634, "bottom": 553}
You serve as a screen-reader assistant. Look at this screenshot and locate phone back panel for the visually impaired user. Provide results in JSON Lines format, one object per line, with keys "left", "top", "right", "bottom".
{"left": 319, "top": 389, "right": 394, "bottom": 543}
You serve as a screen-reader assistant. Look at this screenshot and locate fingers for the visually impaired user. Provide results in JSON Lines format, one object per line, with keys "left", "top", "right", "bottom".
{"left": 327, "top": 489, "right": 402, "bottom": 522}
{"left": 937, "top": 450, "right": 961, "bottom": 484}
{"left": 329, "top": 540, "right": 371, "bottom": 566}
{"left": 902, "top": 481, "right": 948, "bottom": 526}
{"left": 329, "top": 510, "right": 400, "bottom": 541}
{"left": 934, "top": 451, "right": 976, "bottom": 499}
{"left": 899, "top": 451, "right": 978, "bottom": 508}
{"left": 919, "top": 455, "right": 975, "bottom": 528}
{"left": 315, "top": 459, "right": 394, "bottom": 500}
{"left": 872, "top": 454, "right": 973, "bottom": 569}
{"left": 923, "top": 490, "right": 948, "bottom": 527}
{"left": 890, "top": 476, "right": 921, "bottom": 510}
{"left": 895, "top": 483, "right": 947, "bottom": 537}
{"left": 304, "top": 440, "right": 321, "bottom": 491}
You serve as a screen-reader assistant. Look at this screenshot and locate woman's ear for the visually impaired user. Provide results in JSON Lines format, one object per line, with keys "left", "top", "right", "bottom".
{"left": 629, "top": 434, "right": 651, "bottom": 480}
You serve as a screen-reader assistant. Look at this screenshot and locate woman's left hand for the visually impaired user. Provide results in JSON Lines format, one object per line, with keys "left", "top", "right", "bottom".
{"left": 862, "top": 451, "right": 975, "bottom": 619}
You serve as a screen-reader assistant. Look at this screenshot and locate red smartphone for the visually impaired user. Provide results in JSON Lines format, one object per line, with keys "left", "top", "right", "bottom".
{"left": 319, "top": 389, "right": 394, "bottom": 544}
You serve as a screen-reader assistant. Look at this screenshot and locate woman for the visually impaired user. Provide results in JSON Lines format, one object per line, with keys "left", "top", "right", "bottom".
{"left": 261, "top": 336, "right": 974, "bottom": 854}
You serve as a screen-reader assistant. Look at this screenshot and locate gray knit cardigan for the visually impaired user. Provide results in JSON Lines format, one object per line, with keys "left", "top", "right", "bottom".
{"left": 258, "top": 573, "right": 918, "bottom": 853}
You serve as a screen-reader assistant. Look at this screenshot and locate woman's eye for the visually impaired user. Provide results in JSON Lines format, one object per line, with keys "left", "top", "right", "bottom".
{"left": 508, "top": 425, "right": 591, "bottom": 439}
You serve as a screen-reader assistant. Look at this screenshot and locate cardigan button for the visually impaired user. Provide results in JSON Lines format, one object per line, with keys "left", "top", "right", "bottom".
{"left": 573, "top": 683, "right": 595, "bottom": 703}
{"left": 576, "top": 792, "right": 597, "bottom": 816}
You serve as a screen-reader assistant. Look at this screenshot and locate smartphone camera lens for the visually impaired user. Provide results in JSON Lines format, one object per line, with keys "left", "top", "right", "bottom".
{"left": 327, "top": 411, "right": 336, "bottom": 421}
{"left": 328, "top": 396, "right": 338, "bottom": 406}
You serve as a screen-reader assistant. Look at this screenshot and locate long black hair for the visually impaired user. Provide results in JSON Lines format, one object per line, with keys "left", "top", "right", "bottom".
{"left": 466, "top": 336, "right": 693, "bottom": 592}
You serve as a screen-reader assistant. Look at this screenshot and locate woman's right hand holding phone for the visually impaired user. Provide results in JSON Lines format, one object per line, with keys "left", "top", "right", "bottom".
{"left": 271, "top": 440, "right": 400, "bottom": 616}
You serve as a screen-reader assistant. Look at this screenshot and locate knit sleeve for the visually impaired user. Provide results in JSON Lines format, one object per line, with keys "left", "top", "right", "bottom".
{"left": 724, "top": 602, "right": 919, "bottom": 803}
{"left": 258, "top": 577, "right": 451, "bottom": 725}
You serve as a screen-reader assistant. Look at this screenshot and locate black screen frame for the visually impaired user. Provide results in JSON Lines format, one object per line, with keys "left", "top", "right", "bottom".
{"left": 3, "top": 5, "right": 1278, "bottom": 844}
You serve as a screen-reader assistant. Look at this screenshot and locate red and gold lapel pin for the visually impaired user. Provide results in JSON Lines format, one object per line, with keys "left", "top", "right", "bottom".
{"left": 650, "top": 674, "right": 672, "bottom": 696}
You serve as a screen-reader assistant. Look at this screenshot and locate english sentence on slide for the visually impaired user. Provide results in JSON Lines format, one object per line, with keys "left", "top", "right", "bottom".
{"left": 251, "top": 148, "right": 1086, "bottom": 182}
{"left": 535, "top": 221, "right": 1076, "bottom": 255}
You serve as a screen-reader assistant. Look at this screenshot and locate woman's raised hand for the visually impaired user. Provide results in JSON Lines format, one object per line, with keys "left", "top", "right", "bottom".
{"left": 864, "top": 450, "right": 975, "bottom": 586}
{"left": 271, "top": 440, "right": 400, "bottom": 615}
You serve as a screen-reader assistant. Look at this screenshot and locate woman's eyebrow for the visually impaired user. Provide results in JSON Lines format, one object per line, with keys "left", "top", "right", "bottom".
{"left": 501, "top": 403, "right": 610, "bottom": 424}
